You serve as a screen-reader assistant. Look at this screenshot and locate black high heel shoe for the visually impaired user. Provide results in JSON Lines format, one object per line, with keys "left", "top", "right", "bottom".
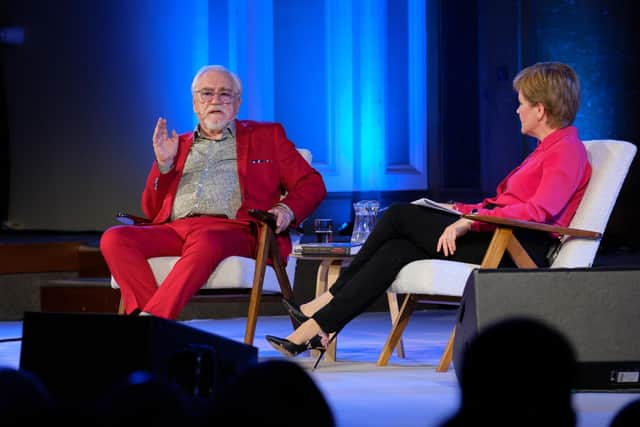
{"left": 265, "top": 334, "right": 324, "bottom": 358}
{"left": 311, "top": 333, "right": 338, "bottom": 371}
{"left": 282, "top": 298, "right": 309, "bottom": 324}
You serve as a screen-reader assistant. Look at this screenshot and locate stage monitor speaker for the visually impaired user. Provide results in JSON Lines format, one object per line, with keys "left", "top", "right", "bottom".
{"left": 19, "top": 312, "right": 258, "bottom": 408}
{"left": 453, "top": 267, "right": 640, "bottom": 391}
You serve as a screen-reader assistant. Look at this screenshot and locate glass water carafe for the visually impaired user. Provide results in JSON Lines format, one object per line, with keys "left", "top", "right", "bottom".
{"left": 350, "top": 200, "right": 380, "bottom": 245}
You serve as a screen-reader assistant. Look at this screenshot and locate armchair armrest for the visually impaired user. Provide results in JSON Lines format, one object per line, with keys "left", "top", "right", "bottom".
{"left": 247, "top": 209, "right": 306, "bottom": 235}
{"left": 248, "top": 209, "right": 277, "bottom": 230}
{"left": 463, "top": 214, "right": 601, "bottom": 239}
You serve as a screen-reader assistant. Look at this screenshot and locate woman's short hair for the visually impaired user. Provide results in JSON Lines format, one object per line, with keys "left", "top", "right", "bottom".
{"left": 513, "top": 62, "right": 580, "bottom": 129}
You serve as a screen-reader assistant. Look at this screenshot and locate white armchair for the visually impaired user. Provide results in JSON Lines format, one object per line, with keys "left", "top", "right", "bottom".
{"left": 111, "top": 149, "right": 313, "bottom": 346}
{"left": 378, "top": 139, "right": 637, "bottom": 370}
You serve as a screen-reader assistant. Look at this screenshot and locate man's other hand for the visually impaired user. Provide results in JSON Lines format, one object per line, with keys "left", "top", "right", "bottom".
{"left": 268, "top": 205, "right": 293, "bottom": 234}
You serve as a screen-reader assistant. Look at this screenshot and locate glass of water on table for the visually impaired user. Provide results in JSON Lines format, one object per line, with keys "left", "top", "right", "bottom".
{"left": 313, "top": 218, "right": 333, "bottom": 243}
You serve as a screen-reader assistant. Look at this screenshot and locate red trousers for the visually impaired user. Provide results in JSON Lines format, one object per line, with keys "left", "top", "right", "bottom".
{"left": 100, "top": 216, "right": 256, "bottom": 319}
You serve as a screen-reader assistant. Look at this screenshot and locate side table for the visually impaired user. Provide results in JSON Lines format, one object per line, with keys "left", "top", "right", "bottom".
{"left": 290, "top": 253, "right": 404, "bottom": 362}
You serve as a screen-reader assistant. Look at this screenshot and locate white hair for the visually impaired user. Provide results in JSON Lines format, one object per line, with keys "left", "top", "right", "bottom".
{"left": 191, "top": 65, "right": 243, "bottom": 95}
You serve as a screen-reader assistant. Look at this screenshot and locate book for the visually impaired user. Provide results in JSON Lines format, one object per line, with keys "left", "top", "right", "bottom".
{"left": 411, "top": 197, "right": 461, "bottom": 216}
{"left": 293, "top": 242, "right": 363, "bottom": 256}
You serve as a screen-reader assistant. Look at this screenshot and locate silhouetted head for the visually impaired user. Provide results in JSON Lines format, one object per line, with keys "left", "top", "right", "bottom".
{"left": 0, "top": 367, "right": 54, "bottom": 423}
{"left": 211, "top": 359, "right": 335, "bottom": 426}
{"left": 610, "top": 398, "right": 640, "bottom": 427}
{"left": 94, "top": 371, "right": 193, "bottom": 426}
{"left": 457, "top": 317, "right": 577, "bottom": 426}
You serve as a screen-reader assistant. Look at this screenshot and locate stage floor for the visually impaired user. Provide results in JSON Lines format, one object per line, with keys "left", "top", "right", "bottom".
{"left": 0, "top": 309, "right": 637, "bottom": 426}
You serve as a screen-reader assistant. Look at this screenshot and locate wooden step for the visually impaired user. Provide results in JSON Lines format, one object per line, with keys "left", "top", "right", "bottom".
{"left": 0, "top": 242, "right": 109, "bottom": 276}
{"left": 41, "top": 278, "right": 119, "bottom": 314}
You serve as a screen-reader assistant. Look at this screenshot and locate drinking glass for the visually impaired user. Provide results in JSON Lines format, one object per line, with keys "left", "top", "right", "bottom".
{"left": 314, "top": 219, "right": 333, "bottom": 243}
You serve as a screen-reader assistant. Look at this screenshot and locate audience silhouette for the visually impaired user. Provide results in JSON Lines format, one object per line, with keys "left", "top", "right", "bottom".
{"left": 1, "top": 355, "right": 335, "bottom": 426}
{"left": 609, "top": 398, "right": 640, "bottom": 427}
{"left": 2, "top": 319, "right": 636, "bottom": 427}
{"left": 441, "top": 317, "right": 578, "bottom": 427}
{"left": 93, "top": 370, "right": 199, "bottom": 426}
{"left": 209, "top": 359, "right": 335, "bottom": 426}
{"left": 0, "top": 366, "right": 55, "bottom": 424}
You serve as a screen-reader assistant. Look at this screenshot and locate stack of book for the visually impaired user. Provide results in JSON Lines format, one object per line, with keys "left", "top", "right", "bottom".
{"left": 292, "top": 242, "right": 362, "bottom": 256}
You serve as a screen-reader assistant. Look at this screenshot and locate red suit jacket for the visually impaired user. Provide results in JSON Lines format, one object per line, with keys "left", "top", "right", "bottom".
{"left": 140, "top": 119, "right": 327, "bottom": 258}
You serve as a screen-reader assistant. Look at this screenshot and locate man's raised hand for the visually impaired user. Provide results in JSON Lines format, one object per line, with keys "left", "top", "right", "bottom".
{"left": 152, "top": 117, "right": 179, "bottom": 169}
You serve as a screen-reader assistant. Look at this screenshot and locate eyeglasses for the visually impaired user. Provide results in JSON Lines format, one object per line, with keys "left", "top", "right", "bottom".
{"left": 194, "top": 89, "right": 237, "bottom": 104}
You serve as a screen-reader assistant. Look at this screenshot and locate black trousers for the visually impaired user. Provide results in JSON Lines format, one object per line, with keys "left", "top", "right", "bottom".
{"left": 312, "top": 203, "right": 556, "bottom": 334}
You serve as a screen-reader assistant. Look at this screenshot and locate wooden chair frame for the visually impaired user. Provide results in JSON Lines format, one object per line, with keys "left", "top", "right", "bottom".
{"left": 377, "top": 213, "right": 601, "bottom": 370}
{"left": 116, "top": 212, "right": 297, "bottom": 346}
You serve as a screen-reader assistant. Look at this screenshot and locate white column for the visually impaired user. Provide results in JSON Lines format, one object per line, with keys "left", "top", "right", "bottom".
{"left": 191, "top": 0, "right": 209, "bottom": 129}
{"left": 406, "top": 0, "right": 428, "bottom": 188}
{"left": 227, "top": 0, "right": 274, "bottom": 121}
{"left": 323, "top": 0, "right": 355, "bottom": 191}
{"left": 375, "top": 0, "right": 428, "bottom": 191}
{"left": 358, "top": 0, "right": 387, "bottom": 190}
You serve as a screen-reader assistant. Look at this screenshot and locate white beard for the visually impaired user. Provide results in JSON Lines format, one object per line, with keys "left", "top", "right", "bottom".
{"left": 202, "top": 111, "right": 238, "bottom": 133}
{"left": 203, "top": 117, "right": 229, "bottom": 132}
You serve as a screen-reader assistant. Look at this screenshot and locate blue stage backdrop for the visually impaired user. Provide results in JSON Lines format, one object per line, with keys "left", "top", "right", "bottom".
{"left": 2, "top": 0, "right": 637, "bottom": 236}
{"left": 522, "top": 1, "right": 639, "bottom": 150}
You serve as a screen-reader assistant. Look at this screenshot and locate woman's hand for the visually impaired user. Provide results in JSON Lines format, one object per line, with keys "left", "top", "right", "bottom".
{"left": 437, "top": 218, "right": 474, "bottom": 256}
{"left": 152, "top": 117, "right": 179, "bottom": 169}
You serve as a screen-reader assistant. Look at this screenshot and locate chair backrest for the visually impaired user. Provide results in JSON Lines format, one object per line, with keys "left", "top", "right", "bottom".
{"left": 551, "top": 139, "right": 636, "bottom": 268}
{"left": 297, "top": 148, "right": 312, "bottom": 164}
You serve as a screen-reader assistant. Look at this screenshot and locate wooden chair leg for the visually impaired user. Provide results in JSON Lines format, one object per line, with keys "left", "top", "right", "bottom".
{"left": 377, "top": 294, "right": 416, "bottom": 366}
{"left": 268, "top": 230, "right": 298, "bottom": 331}
{"left": 480, "top": 228, "right": 513, "bottom": 267}
{"left": 266, "top": 227, "right": 300, "bottom": 332}
{"left": 386, "top": 292, "right": 405, "bottom": 358}
{"left": 507, "top": 235, "right": 538, "bottom": 268}
{"left": 436, "top": 327, "right": 455, "bottom": 372}
{"left": 270, "top": 239, "right": 292, "bottom": 297}
{"left": 118, "top": 296, "right": 126, "bottom": 315}
{"left": 430, "top": 227, "right": 526, "bottom": 372}
{"left": 428, "top": 227, "right": 513, "bottom": 370}
{"left": 324, "top": 260, "right": 343, "bottom": 362}
{"left": 244, "top": 223, "right": 271, "bottom": 346}
{"left": 310, "top": 259, "right": 343, "bottom": 362}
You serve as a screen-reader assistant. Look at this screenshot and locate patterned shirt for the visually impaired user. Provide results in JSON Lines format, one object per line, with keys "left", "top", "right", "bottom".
{"left": 169, "top": 123, "right": 242, "bottom": 220}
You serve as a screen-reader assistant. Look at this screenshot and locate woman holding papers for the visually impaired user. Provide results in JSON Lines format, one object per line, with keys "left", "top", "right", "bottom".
{"left": 266, "top": 62, "right": 592, "bottom": 364}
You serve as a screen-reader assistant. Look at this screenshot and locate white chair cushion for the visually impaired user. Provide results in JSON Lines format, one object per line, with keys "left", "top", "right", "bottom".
{"left": 111, "top": 230, "right": 302, "bottom": 293}
{"left": 389, "top": 259, "right": 479, "bottom": 296}
{"left": 111, "top": 255, "right": 297, "bottom": 293}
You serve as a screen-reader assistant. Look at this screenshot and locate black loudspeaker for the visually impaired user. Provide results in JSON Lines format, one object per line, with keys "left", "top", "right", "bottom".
{"left": 453, "top": 267, "right": 640, "bottom": 391}
{"left": 19, "top": 312, "right": 257, "bottom": 408}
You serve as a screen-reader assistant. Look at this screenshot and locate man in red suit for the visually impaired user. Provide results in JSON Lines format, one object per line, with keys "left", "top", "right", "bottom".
{"left": 100, "top": 65, "right": 326, "bottom": 319}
